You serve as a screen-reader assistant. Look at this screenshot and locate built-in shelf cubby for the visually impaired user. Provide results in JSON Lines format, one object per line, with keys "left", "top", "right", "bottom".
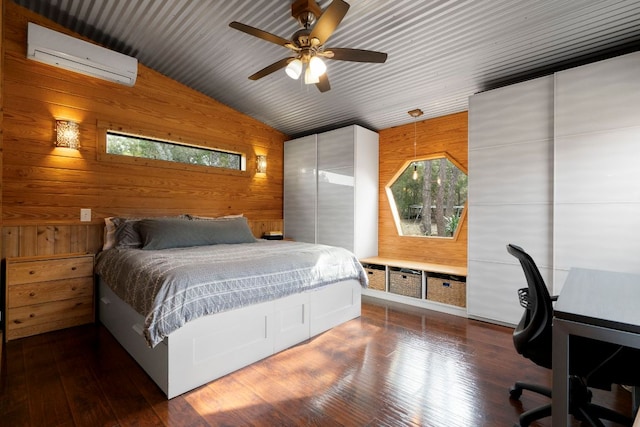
{"left": 360, "top": 256, "right": 467, "bottom": 313}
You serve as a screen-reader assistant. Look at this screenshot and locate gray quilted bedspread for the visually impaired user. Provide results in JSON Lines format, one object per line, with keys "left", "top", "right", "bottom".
{"left": 95, "top": 240, "right": 368, "bottom": 347}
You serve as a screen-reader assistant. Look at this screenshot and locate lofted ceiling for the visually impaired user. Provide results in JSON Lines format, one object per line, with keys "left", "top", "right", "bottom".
{"left": 13, "top": 0, "right": 640, "bottom": 137}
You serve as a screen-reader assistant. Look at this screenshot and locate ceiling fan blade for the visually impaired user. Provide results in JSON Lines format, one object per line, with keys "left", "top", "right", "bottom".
{"left": 249, "top": 58, "right": 293, "bottom": 80}
{"left": 316, "top": 73, "right": 331, "bottom": 92}
{"left": 325, "top": 48, "right": 388, "bottom": 63}
{"left": 309, "top": 0, "right": 350, "bottom": 45}
{"left": 229, "top": 21, "right": 291, "bottom": 47}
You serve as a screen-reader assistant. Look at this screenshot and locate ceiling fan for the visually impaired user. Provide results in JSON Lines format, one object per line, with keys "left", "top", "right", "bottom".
{"left": 229, "top": 0, "right": 387, "bottom": 92}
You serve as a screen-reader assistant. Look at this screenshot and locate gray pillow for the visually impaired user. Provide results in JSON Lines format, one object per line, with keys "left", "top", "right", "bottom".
{"left": 110, "top": 215, "right": 190, "bottom": 249}
{"left": 112, "top": 217, "right": 143, "bottom": 248}
{"left": 137, "top": 217, "right": 257, "bottom": 250}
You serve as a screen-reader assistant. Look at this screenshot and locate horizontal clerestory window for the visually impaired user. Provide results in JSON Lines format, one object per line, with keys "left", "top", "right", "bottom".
{"left": 106, "top": 131, "right": 242, "bottom": 171}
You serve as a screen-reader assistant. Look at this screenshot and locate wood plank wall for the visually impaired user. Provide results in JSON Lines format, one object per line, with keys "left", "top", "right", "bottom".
{"left": 378, "top": 112, "right": 468, "bottom": 268}
{"left": 0, "top": 220, "right": 284, "bottom": 260}
{"left": 2, "top": 2, "right": 286, "bottom": 256}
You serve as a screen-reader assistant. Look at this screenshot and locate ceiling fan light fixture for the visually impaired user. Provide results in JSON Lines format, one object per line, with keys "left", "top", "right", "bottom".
{"left": 304, "top": 65, "right": 320, "bottom": 84}
{"left": 285, "top": 58, "right": 303, "bottom": 79}
{"left": 309, "top": 56, "right": 327, "bottom": 77}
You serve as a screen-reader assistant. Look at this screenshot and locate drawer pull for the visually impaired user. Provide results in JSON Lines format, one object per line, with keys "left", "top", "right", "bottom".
{"left": 29, "top": 292, "right": 36, "bottom": 297}
{"left": 29, "top": 313, "right": 35, "bottom": 318}
{"left": 29, "top": 270, "right": 36, "bottom": 275}
{"left": 14, "top": 319, "right": 23, "bottom": 324}
{"left": 71, "top": 266, "right": 77, "bottom": 271}
{"left": 71, "top": 286, "right": 77, "bottom": 291}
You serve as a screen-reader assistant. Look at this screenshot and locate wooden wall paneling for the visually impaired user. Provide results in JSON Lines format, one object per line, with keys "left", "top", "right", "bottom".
{"left": 1, "top": 0, "right": 5, "bottom": 331}
{"left": 1, "top": 220, "right": 281, "bottom": 260}
{"left": 2, "top": 227, "right": 20, "bottom": 261}
{"left": 2, "top": 2, "right": 285, "bottom": 234}
{"left": 19, "top": 225, "right": 38, "bottom": 257}
{"left": 249, "top": 220, "right": 284, "bottom": 239}
{"left": 377, "top": 112, "right": 468, "bottom": 268}
{"left": 1, "top": 225, "right": 101, "bottom": 258}
{"left": 37, "top": 225, "right": 57, "bottom": 256}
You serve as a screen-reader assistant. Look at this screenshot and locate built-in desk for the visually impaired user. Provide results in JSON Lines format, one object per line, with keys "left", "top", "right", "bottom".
{"left": 553, "top": 268, "right": 640, "bottom": 426}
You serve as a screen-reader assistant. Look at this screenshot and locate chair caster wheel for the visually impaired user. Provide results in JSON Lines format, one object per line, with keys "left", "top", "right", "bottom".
{"left": 509, "top": 385, "right": 523, "bottom": 400}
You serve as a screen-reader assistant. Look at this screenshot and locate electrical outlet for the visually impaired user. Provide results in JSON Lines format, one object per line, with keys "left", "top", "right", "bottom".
{"left": 80, "top": 208, "right": 91, "bottom": 222}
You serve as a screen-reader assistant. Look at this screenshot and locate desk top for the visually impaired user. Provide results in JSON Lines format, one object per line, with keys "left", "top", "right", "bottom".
{"left": 555, "top": 268, "right": 640, "bottom": 334}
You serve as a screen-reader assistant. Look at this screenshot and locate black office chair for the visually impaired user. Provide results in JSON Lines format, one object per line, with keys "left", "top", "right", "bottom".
{"left": 506, "top": 243, "right": 634, "bottom": 427}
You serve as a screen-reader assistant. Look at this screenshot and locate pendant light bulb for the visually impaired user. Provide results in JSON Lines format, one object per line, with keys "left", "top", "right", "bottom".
{"left": 285, "top": 59, "right": 303, "bottom": 79}
{"left": 309, "top": 56, "right": 326, "bottom": 77}
{"left": 304, "top": 65, "right": 320, "bottom": 84}
{"left": 412, "top": 164, "right": 418, "bottom": 180}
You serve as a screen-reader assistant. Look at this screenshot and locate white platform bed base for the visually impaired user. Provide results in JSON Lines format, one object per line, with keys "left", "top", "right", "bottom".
{"left": 98, "top": 278, "right": 362, "bottom": 398}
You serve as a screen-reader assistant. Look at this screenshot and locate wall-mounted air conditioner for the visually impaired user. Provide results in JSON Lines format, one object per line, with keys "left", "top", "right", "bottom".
{"left": 27, "top": 22, "right": 138, "bottom": 86}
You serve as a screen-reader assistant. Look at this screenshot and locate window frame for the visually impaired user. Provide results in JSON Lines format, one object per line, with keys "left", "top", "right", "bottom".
{"left": 385, "top": 151, "right": 468, "bottom": 241}
{"left": 96, "top": 120, "right": 247, "bottom": 176}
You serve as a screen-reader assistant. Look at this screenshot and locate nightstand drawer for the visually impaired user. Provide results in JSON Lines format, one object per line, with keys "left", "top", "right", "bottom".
{"left": 7, "top": 256, "right": 94, "bottom": 284}
{"left": 6, "top": 296, "right": 94, "bottom": 340}
{"left": 5, "top": 253, "right": 95, "bottom": 341}
{"left": 7, "top": 277, "right": 94, "bottom": 308}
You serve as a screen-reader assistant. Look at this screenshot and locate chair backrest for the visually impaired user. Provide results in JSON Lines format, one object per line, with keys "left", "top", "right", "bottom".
{"left": 507, "top": 244, "right": 554, "bottom": 369}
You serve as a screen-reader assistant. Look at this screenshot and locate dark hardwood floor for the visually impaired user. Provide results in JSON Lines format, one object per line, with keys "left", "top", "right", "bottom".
{"left": 0, "top": 296, "right": 633, "bottom": 426}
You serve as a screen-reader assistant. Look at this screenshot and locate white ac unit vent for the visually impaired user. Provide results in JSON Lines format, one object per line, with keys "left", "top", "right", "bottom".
{"left": 27, "top": 22, "right": 138, "bottom": 86}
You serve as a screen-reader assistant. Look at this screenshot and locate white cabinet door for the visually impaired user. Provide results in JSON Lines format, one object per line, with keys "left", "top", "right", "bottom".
{"left": 553, "top": 51, "right": 640, "bottom": 291}
{"left": 317, "top": 127, "right": 356, "bottom": 250}
{"left": 284, "top": 125, "right": 378, "bottom": 259}
{"left": 284, "top": 135, "right": 317, "bottom": 243}
{"left": 467, "top": 75, "right": 554, "bottom": 325}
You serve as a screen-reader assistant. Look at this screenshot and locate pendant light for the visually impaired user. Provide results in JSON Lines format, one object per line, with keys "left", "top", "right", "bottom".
{"left": 408, "top": 108, "right": 424, "bottom": 180}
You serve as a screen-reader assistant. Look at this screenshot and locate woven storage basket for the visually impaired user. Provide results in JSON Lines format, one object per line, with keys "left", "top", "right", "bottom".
{"left": 363, "top": 264, "right": 386, "bottom": 291}
{"left": 389, "top": 269, "right": 422, "bottom": 298}
{"left": 427, "top": 274, "right": 466, "bottom": 307}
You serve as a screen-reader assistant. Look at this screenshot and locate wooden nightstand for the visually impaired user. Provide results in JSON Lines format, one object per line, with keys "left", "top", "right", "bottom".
{"left": 5, "top": 253, "right": 95, "bottom": 341}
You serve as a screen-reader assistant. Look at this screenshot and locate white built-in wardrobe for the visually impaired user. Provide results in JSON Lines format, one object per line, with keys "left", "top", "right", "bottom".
{"left": 468, "top": 51, "right": 640, "bottom": 325}
{"left": 284, "top": 125, "right": 379, "bottom": 259}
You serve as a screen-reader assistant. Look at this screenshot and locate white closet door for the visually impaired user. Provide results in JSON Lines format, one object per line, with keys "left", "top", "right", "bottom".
{"left": 467, "top": 76, "right": 554, "bottom": 325}
{"left": 317, "top": 127, "right": 355, "bottom": 250}
{"left": 353, "top": 126, "right": 379, "bottom": 259}
{"left": 554, "top": 52, "right": 640, "bottom": 291}
{"left": 284, "top": 135, "right": 317, "bottom": 243}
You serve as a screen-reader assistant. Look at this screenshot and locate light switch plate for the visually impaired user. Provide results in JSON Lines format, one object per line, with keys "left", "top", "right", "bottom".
{"left": 80, "top": 208, "right": 91, "bottom": 222}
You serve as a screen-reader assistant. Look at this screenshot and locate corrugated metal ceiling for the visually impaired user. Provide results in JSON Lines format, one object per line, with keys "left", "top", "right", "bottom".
{"left": 13, "top": 0, "right": 640, "bottom": 137}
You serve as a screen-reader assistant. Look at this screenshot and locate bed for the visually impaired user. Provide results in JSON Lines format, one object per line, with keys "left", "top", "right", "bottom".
{"left": 95, "top": 216, "right": 367, "bottom": 398}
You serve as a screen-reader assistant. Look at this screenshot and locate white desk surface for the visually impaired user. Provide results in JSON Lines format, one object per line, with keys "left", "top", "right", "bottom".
{"left": 553, "top": 267, "right": 640, "bottom": 425}
{"left": 554, "top": 268, "right": 640, "bottom": 334}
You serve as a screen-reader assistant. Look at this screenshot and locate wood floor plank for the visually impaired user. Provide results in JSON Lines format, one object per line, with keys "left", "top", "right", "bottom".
{"left": 21, "top": 334, "right": 74, "bottom": 426}
{"left": 0, "top": 296, "right": 634, "bottom": 426}
{"left": 0, "top": 340, "right": 31, "bottom": 427}
{"left": 51, "top": 328, "right": 119, "bottom": 427}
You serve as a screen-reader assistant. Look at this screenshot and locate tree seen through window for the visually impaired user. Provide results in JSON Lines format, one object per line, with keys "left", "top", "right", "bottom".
{"left": 106, "top": 132, "right": 241, "bottom": 170}
{"left": 389, "top": 157, "right": 467, "bottom": 237}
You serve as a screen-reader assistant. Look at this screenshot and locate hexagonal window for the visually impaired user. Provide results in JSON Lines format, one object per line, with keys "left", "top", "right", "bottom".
{"left": 386, "top": 154, "right": 468, "bottom": 238}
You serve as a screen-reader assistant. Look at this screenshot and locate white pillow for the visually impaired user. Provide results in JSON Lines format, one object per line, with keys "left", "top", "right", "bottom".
{"left": 102, "top": 217, "right": 117, "bottom": 250}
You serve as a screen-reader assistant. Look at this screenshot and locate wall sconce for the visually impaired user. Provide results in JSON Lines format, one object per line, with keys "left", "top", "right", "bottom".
{"left": 256, "top": 155, "right": 267, "bottom": 174}
{"left": 55, "top": 120, "right": 80, "bottom": 149}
